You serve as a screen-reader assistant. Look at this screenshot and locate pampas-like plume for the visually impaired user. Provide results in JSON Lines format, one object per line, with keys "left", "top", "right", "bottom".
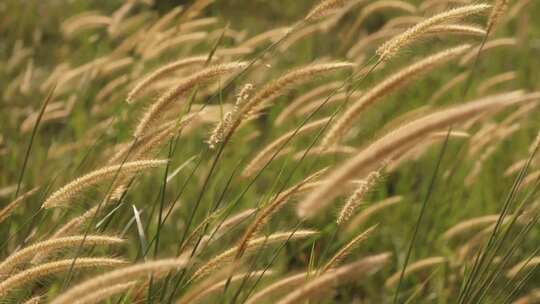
{"left": 50, "top": 258, "right": 188, "bottom": 304}
{"left": 337, "top": 167, "right": 384, "bottom": 225}
{"left": 126, "top": 56, "right": 208, "bottom": 104}
{"left": 477, "top": 71, "right": 517, "bottom": 95}
{"left": 0, "top": 187, "right": 38, "bottom": 224}
{"left": 487, "top": 0, "right": 509, "bottom": 34}
{"left": 244, "top": 272, "right": 309, "bottom": 304}
{"left": 217, "top": 62, "right": 354, "bottom": 146}
{"left": 191, "top": 230, "right": 317, "bottom": 281}
{"left": 275, "top": 81, "right": 342, "bottom": 125}
{"left": 134, "top": 62, "right": 247, "bottom": 138}
{"left": 322, "top": 225, "right": 377, "bottom": 272}
{"left": 177, "top": 270, "right": 273, "bottom": 304}
{"left": 376, "top": 4, "right": 490, "bottom": 62}
{"left": 430, "top": 72, "right": 469, "bottom": 103}
{"left": 31, "top": 206, "right": 104, "bottom": 265}
{"left": 441, "top": 215, "right": 500, "bottom": 241}
{"left": 235, "top": 170, "right": 326, "bottom": 258}
{"left": 507, "top": 256, "right": 540, "bottom": 278}
{"left": 243, "top": 62, "right": 354, "bottom": 118}
{"left": 305, "top": 0, "right": 349, "bottom": 22}
{"left": 42, "top": 159, "right": 167, "bottom": 208}
{"left": 426, "top": 24, "right": 487, "bottom": 37}
{"left": 242, "top": 117, "right": 331, "bottom": 177}
{"left": 276, "top": 253, "right": 390, "bottom": 304}
{"left": 530, "top": 130, "right": 540, "bottom": 154}
{"left": 345, "top": 196, "right": 402, "bottom": 232}
{"left": 459, "top": 37, "right": 517, "bottom": 65}
{"left": 67, "top": 281, "right": 137, "bottom": 304}
{"left": 0, "top": 257, "right": 125, "bottom": 297}
{"left": 0, "top": 235, "right": 124, "bottom": 275}
{"left": 345, "top": 0, "right": 417, "bottom": 45}
{"left": 61, "top": 12, "right": 111, "bottom": 38}
{"left": 298, "top": 91, "right": 535, "bottom": 218}
{"left": 323, "top": 44, "right": 471, "bottom": 148}
{"left": 110, "top": 114, "right": 197, "bottom": 165}
{"left": 22, "top": 296, "right": 41, "bottom": 304}
{"left": 385, "top": 256, "right": 446, "bottom": 288}
{"left": 207, "top": 83, "right": 253, "bottom": 149}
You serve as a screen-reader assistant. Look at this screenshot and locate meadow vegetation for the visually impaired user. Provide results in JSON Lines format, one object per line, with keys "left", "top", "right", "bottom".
{"left": 0, "top": 0, "right": 540, "bottom": 303}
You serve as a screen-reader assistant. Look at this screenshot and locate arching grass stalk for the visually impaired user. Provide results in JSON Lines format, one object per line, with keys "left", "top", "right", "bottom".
{"left": 457, "top": 142, "right": 539, "bottom": 303}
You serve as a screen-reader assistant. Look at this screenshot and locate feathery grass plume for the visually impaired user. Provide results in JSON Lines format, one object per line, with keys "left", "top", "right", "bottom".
{"left": 376, "top": 4, "right": 490, "bottom": 62}
{"left": 457, "top": 215, "right": 520, "bottom": 260}
{"left": 276, "top": 253, "right": 390, "bottom": 304}
{"left": 345, "top": 0, "right": 417, "bottom": 45}
{"left": 323, "top": 44, "right": 471, "bottom": 148}
{"left": 186, "top": 209, "right": 257, "bottom": 256}
{"left": 99, "top": 56, "right": 133, "bottom": 76}
{"left": 236, "top": 170, "right": 326, "bottom": 258}
{"left": 134, "top": 62, "right": 247, "bottom": 138}
{"left": 425, "top": 24, "right": 487, "bottom": 36}
{"left": 465, "top": 124, "right": 522, "bottom": 186}
{"left": 504, "top": 158, "right": 529, "bottom": 177}
{"left": 430, "top": 71, "right": 469, "bottom": 103}
{"left": 67, "top": 281, "right": 137, "bottom": 304}
{"left": 386, "top": 131, "right": 469, "bottom": 171}
{"left": 242, "top": 117, "right": 331, "bottom": 177}
{"left": 207, "top": 83, "right": 253, "bottom": 149}
{"left": 50, "top": 205, "right": 100, "bottom": 239}
{"left": 244, "top": 271, "right": 310, "bottom": 304}
{"left": 41, "top": 159, "right": 167, "bottom": 208}
{"left": 177, "top": 270, "right": 273, "bottom": 304}
{"left": 22, "top": 296, "right": 41, "bottom": 304}
{"left": 441, "top": 215, "right": 500, "bottom": 241}
{"left": 382, "top": 15, "right": 425, "bottom": 30}
{"left": 486, "top": 0, "right": 509, "bottom": 34}
{"left": 240, "top": 27, "right": 292, "bottom": 48}
{"left": 275, "top": 81, "right": 342, "bottom": 125}
{"left": 0, "top": 235, "right": 124, "bottom": 275}
{"left": 507, "top": 0, "right": 532, "bottom": 20}
{"left": 337, "top": 166, "right": 384, "bottom": 225}
{"left": 96, "top": 75, "right": 129, "bottom": 103}
{"left": 305, "top": 0, "right": 349, "bottom": 22}
{"left": 513, "top": 288, "right": 540, "bottom": 304}
{"left": 50, "top": 258, "right": 188, "bottom": 304}
{"left": 477, "top": 71, "right": 517, "bottom": 95}
{"left": 226, "top": 62, "right": 354, "bottom": 139}
{"left": 322, "top": 225, "right": 377, "bottom": 272}
{"left": 385, "top": 256, "right": 446, "bottom": 288}
{"left": 293, "top": 145, "right": 357, "bottom": 160}
{"left": 126, "top": 56, "right": 208, "bottom": 104}
{"left": 345, "top": 196, "right": 402, "bottom": 232}
{"left": 146, "top": 5, "right": 184, "bottom": 35}
{"left": 110, "top": 114, "right": 197, "bottom": 165}
{"left": 142, "top": 32, "right": 209, "bottom": 60}
{"left": 278, "top": 24, "right": 324, "bottom": 52}
{"left": 107, "top": 1, "right": 135, "bottom": 36}
{"left": 191, "top": 230, "right": 317, "bottom": 281}
{"left": 295, "top": 91, "right": 363, "bottom": 118}
{"left": 0, "top": 187, "right": 38, "bottom": 224}
{"left": 459, "top": 37, "right": 517, "bottom": 65}
{"left": 507, "top": 256, "right": 540, "bottom": 279}
{"left": 530, "top": 130, "right": 540, "bottom": 154}
{"left": 247, "top": 62, "right": 354, "bottom": 115}
{"left": 299, "top": 91, "right": 535, "bottom": 218}
{"left": 61, "top": 12, "right": 111, "bottom": 38}
{"left": 0, "top": 258, "right": 125, "bottom": 297}
{"left": 520, "top": 169, "right": 540, "bottom": 189}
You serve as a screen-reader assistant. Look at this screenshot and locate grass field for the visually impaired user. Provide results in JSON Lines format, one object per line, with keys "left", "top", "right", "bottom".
{"left": 1, "top": 0, "right": 540, "bottom": 303}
